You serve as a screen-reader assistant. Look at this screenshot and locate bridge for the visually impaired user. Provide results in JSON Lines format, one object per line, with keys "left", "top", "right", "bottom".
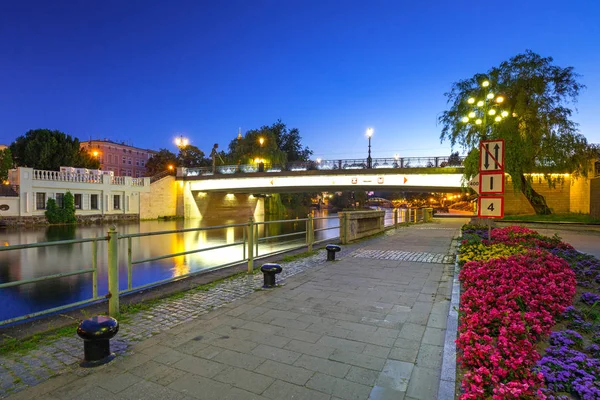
{"left": 178, "top": 156, "right": 466, "bottom": 193}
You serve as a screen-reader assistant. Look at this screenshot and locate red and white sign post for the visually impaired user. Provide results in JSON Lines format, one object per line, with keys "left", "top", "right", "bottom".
{"left": 477, "top": 140, "right": 505, "bottom": 236}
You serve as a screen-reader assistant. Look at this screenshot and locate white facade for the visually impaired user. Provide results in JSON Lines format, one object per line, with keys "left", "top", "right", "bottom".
{"left": 2, "top": 167, "right": 150, "bottom": 217}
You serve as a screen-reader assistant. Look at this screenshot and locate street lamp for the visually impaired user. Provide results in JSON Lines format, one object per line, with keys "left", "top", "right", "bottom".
{"left": 174, "top": 135, "right": 189, "bottom": 148}
{"left": 366, "top": 128, "right": 374, "bottom": 168}
{"left": 461, "top": 80, "right": 509, "bottom": 138}
{"left": 257, "top": 137, "right": 265, "bottom": 172}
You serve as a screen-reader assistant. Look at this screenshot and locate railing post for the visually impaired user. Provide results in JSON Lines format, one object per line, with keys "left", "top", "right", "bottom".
{"left": 247, "top": 216, "right": 254, "bottom": 274}
{"left": 92, "top": 239, "right": 98, "bottom": 299}
{"left": 127, "top": 237, "right": 132, "bottom": 290}
{"left": 394, "top": 208, "right": 398, "bottom": 229}
{"left": 107, "top": 226, "right": 119, "bottom": 316}
{"left": 242, "top": 226, "right": 246, "bottom": 260}
{"left": 307, "top": 213, "right": 314, "bottom": 252}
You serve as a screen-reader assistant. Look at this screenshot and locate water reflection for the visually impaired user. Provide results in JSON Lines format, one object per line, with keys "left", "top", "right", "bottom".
{"left": 0, "top": 211, "right": 339, "bottom": 322}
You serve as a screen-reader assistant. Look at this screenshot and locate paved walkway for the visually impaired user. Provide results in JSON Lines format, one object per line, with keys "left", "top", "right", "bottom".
{"left": 3, "top": 219, "right": 464, "bottom": 400}
{"left": 534, "top": 228, "right": 600, "bottom": 259}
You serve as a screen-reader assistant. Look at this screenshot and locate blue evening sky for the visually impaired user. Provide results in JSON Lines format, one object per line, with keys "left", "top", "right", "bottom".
{"left": 1, "top": 1, "right": 599, "bottom": 160}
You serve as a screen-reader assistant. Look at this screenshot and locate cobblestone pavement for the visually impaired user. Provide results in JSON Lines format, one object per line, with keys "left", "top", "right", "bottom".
{"left": 2, "top": 219, "right": 466, "bottom": 400}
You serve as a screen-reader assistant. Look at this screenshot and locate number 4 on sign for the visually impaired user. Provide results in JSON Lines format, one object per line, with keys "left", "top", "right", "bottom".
{"left": 478, "top": 196, "right": 504, "bottom": 218}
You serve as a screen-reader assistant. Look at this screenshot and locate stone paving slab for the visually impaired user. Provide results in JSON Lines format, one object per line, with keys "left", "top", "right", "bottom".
{"left": 1, "top": 220, "right": 466, "bottom": 399}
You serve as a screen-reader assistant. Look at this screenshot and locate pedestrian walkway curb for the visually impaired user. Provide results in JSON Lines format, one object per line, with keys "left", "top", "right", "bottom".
{"left": 438, "top": 240, "right": 460, "bottom": 400}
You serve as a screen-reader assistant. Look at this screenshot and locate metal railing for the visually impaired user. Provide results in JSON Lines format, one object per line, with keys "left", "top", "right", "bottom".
{"left": 182, "top": 156, "right": 465, "bottom": 177}
{"left": 0, "top": 237, "right": 106, "bottom": 325}
{"left": 0, "top": 215, "right": 340, "bottom": 327}
{"left": 150, "top": 170, "right": 175, "bottom": 183}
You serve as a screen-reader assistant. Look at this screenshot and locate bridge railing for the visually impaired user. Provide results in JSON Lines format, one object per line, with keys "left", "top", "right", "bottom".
{"left": 182, "top": 156, "right": 465, "bottom": 177}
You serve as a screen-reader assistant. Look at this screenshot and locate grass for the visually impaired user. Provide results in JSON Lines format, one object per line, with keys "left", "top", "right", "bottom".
{"left": 281, "top": 250, "right": 319, "bottom": 262}
{"left": 501, "top": 213, "right": 600, "bottom": 224}
{"left": 0, "top": 324, "right": 78, "bottom": 356}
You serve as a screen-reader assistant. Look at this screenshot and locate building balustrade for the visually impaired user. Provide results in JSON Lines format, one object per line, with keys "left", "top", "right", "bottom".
{"left": 33, "top": 170, "right": 103, "bottom": 184}
{"left": 30, "top": 169, "right": 149, "bottom": 187}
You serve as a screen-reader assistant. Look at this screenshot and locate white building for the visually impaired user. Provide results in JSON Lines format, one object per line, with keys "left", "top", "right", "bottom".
{"left": 0, "top": 167, "right": 150, "bottom": 223}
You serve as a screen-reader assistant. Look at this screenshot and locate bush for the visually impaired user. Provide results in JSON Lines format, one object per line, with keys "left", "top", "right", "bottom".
{"left": 45, "top": 191, "right": 76, "bottom": 224}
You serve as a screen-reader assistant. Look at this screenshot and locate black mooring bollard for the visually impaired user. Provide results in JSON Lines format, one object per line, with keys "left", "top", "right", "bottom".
{"left": 260, "top": 263, "right": 282, "bottom": 288}
{"left": 77, "top": 315, "right": 119, "bottom": 368}
{"left": 326, "top": 244, "right": 341, "bottom": 261}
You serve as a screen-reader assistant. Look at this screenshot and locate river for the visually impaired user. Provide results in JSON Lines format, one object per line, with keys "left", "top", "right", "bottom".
{"left": 0, "top": 210, "right": 348, "bottom": 323}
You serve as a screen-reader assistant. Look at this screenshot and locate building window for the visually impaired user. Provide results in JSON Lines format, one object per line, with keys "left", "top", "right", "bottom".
{"left": 122, "top": 156, "right": 126, "bottom": 164}
{"left": 108, "top": 154, "right": 113, "bottom": 163}
{"left": 113, "top": 195, "right": 121, "bottom": 210}
{"left": 91, "top": 194, "right": 98, "bottom": 210}
{"left": 36, "top": 193, "right": 46, "bottom": 210}
{"left": 74, "top": 194, "right": 82, "bottom": 209}
{"left": 128, "top": 157, "right": 132, "bottom": 165}
{"left": 56, "top": 193, "right": 64, "bottom": 208}
{"left": 141, "top": 160, "right": 145, "bottom": 167}
{"left": 136, "top": 159, "right": 139, "bottom": 166}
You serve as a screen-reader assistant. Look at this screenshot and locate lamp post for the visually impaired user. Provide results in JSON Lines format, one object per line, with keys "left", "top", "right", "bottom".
{"left": 258, "top": 137, "right": 265, "bottom": 172}
{"left": 366, "top": 128, "right": 374, "bottom": 169}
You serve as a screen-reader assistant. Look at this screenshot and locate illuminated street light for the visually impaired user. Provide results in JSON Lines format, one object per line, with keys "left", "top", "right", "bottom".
{"left": 366, "top": 128, "right": 374, "bottom": 169}
{"left": 461, "top": 80, "right": 511, "bottom": 139}
{"left": 174, "top": 135, "right": 189, "bottom": 148}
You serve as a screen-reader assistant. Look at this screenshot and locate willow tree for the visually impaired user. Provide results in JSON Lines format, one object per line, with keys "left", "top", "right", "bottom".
{"left": 439, "top": 50, "right": 596, "bottom": 214}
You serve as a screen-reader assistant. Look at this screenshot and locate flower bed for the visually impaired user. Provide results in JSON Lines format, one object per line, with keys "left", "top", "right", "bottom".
{"left": 457, "top": 225, "right": 600, "bottom": 399}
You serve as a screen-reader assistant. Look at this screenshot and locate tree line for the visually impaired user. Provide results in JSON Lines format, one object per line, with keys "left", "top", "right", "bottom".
{"left": 1, "top": 120, "right": 312, "bottom": 178}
